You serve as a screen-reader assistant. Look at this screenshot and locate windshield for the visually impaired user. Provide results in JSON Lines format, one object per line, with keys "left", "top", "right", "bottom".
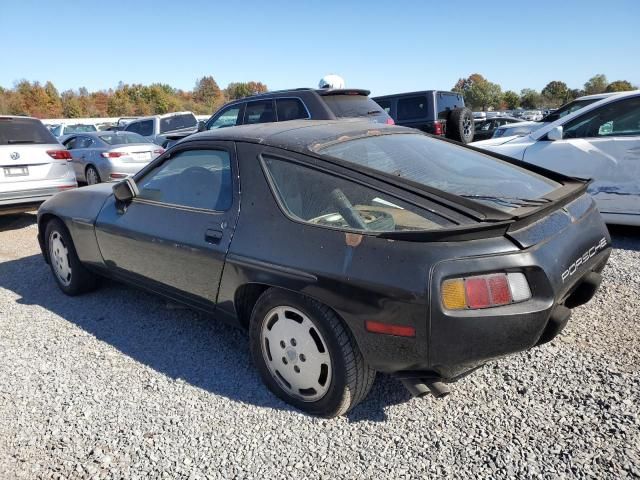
{"left": 541, "top": 98, "right": 599, "bottom": 122}
{"left": 318, "top": 133, "right": 561, "bottom": 212}
{"left": 159, "top": 113, "right": 197, "bottom": 134}
{"left": 99, "top": 132, "right": 152, "bottom": 145}
{"left": 65, "top": 124, "right": 98, "bottom": 133}
{"left": 0, "top": 117, "right": 58, "bottom": 145}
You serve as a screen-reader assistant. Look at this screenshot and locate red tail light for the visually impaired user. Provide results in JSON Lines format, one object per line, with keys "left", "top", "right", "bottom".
{"left": 101, "top": 151, "right": 125, "bottom": 158}
{"left": 47, "top": 150, "right": 72, "bottom": 160}
{"left": 433, "top": 121, "right": 443, "bottom": 136}
{"left": 153, "top": 148, "right": 165, "bottom": 155}
{"left": 385, "top": 117, "right": 395, "bottom": 125}
{"left": 441, "top": 273, "right": 531, "bottom": 310}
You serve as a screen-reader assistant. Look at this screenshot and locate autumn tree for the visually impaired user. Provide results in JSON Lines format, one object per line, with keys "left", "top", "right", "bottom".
{"left": 193, "top": 76, "right": 223, "bottom": 111}
{"left": 605, "top": 80, "right": 635, "bottom": 92}
{"left": 584, "top": 74, "right": 608, "bottom": 95}
{"left": 225, "top": 81, "right": 269, "bottom": 100}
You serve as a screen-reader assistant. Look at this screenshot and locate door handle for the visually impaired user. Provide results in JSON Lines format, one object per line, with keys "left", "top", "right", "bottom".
{"left": 205, "top": 229, "right": 223, "bottom": 244}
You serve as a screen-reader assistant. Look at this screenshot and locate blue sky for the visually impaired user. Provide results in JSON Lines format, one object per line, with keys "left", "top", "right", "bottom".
{"left": 1, "top": 0, "right": 638, "bottom": 96}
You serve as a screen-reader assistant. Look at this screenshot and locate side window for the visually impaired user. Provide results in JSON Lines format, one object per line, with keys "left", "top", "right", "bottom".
{"left": 137, "top": 149, "right": 232, "bottom": 211}
{"left": 208, "top": 105, "right": 242, "bottom": 129}
{"left": 564, "top": 97, "right": 640, "bottom": 139}
{"left": 125, "top": 122, "right": 139, "bottom": 134}
{"left": 138, "top": 120, "right": 154, "bottom": 137}
{"left": 397, "top": 96, "right": 428, "bottom": 121}
{"left": 478, "top": 121, "right": 492, "bottom": 131}
{"left": 262, "top": 156, "right": 447, "bottom": 233}
{"left": 64, "top": 137, "right": 77, "bottom": 149}
{"left": 375, "top": 99, "right": 392, "bottom": 115}
{"left": 75, "top": 136, "right": 94, "bottom": 149}
{"left": 275, "top": 98, "right": 309, "bottom": 121}
{"left": 244, "top": 100, "right": 275, "bottom": 125}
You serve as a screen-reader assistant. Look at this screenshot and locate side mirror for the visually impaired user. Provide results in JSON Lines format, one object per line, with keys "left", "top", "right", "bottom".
{"left": 547, "top": 126, "right": 563, "bottom": 141}
{"left": 197, "top": 120, "right": 206, "bottom": 132}
{"left": 112, "top": 177, "right": 139, "bottom": 204}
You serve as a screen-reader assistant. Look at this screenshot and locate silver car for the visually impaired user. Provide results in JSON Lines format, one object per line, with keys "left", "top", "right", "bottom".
{"left": 1, "top": 116, "right": 77, "bottom": 215}
{"left": 62, "top": 132, "right": 164, "bottom": 185}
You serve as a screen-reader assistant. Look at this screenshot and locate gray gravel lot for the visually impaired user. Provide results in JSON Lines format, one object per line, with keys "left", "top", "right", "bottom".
{"left": 0, "top": 213, "right": 639, "bottom": 479}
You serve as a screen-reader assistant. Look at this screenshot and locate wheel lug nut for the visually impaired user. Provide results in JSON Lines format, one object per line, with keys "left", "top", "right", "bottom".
{"left": 294, "top": 366, "right": 300, "bottom": 373}
{"left": 290, "top": 339, "right": 297, "bottom": 347}
{"left": 299, "top": 354, "right": 306, "bottom": 362}
{"left": 280, "top": 341, "right": 286, "bottom": 348}
{"left": 282, "top": 357, "right": 288, "bottom": 365}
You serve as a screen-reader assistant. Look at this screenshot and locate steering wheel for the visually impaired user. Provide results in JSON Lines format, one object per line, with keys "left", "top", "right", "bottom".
{"left": 330, "top": 189, "right": 367, "bottom": 230}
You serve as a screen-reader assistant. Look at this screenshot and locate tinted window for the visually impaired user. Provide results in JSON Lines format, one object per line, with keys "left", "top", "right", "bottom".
{"left": 435, "top": 92, "right": 464, "bottom": 120}
{"left": 542, "top": 98, "right": 600, "bottom": 122}
{"left": 323, "top": 95, "right": 386, "bottom": 119}
{"left": 64, "top": 124, "right": 98, "bottom": 134}
{"left": 396, "top": 96, "right": 430, "bottom": 121}
{"left": 376, "top": 99, "right": 392, "bottom": 114}
{"left": 563, "top": 97, "right": 640, "bottom": 139}
{"left": 0, "top": 117, "right": 58, "bottom": 145}
{"left": 63, "top": 137, "right": 78, "bottom": 149}
{"left": 244, "top": 100, "right": 275, "bottom": 124}
{"left": 159, "top": 113, "right": 197, "bottom": 134}
{"left": 208, "top": 105, "right": 242, "bottom": 130}
{"left": 138, "top": 120, "right": 154, "bottom": 137}
{"left": 137, "top": 149, "right": 232, "bottom": 211}
{"left": 276, "top": 98, "right": 309, "bottom": 121}
{"left": 318, "top": 133, "right": 560, "bottom": 212}
{"left": 99, "top": 132, "right": 151, "bottom": 145}
{"left": 51, "top": 125, "right": 62, "bottom": 136}
{"left": 263, "top": 156, "right": 448, "bottom": 232}
{"left": 125, "top": 122, "right": 140, "bottom": 134}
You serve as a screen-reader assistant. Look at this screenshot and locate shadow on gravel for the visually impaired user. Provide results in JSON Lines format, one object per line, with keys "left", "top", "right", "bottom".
{"left": 0, "top": 212, "right": 37, "bottom": 232}
{"left": 0, "top": 254, "right": 408, "bottom": 422}
{"left": 608, "top": 225, "right": 640, "bottom": 252}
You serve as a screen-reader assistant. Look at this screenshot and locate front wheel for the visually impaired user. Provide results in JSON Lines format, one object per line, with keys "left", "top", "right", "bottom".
{"left": 249, "top": 289, "right": 376, "bottom": 417}
{"left": 45, "top": 219, "right": 100, "bottom": 295}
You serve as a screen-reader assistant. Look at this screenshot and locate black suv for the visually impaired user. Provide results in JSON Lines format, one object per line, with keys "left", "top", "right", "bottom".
{"left": 373, "top": 90, "right": 475, "bottom": 143}
{"left": 203, "top": 88, "right": 392, "bottom": 130}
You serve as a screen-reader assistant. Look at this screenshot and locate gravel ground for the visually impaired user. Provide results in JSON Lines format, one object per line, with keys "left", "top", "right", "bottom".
{"left": 0, "top": 212, "right": 638, "bottom": 479}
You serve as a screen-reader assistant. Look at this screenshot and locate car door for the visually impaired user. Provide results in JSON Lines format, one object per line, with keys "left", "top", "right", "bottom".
{"left": 63, "top": 136, "right": 83, "bottom": 178}
{"left": 94, "top": 141, "right": 238, "bottom": 309}
{"left": 243, "top": 100, "right": 276, "bottom": 125}
{"left": 522, "top": 96, "right": 640, "bottom": 217}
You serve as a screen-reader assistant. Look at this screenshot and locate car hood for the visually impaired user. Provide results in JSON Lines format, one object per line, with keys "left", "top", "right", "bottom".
{"left": 470, "top": 134, "right": 534, "bottom": 147}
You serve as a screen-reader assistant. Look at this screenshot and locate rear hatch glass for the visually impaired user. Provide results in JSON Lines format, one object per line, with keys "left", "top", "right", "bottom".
{"left": 435, "top": 92, "right": 465, "bottom": 120}
{"left": 322, "top": 94, "right": 391, "bottom": 123}
{"left": 317, "top": 133, "right": 560, "bottom": 213}
{"left": 0, "top": 117, "right": 58, "bottom": 145}
{"left": 160, "top": 114, "right": 197, "bottom": 134}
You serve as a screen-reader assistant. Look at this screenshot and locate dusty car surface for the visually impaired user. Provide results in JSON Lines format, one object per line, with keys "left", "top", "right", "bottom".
{"left": 37, "top": 120, "right": 611, "bottom": 417}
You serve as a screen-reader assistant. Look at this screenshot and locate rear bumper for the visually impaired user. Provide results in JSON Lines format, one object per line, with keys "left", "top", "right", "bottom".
{"left": 97, "top": 162, "right": 149, "bottom": 182}
{"left": 0, "top": 183, "right": 77, "bottom": 214}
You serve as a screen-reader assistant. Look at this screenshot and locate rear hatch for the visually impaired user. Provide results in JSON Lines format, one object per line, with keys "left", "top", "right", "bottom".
{"left": 318, "top": 89, "right": 393, "bottom": 124}
{"left": 0, "top": 117, "right": 71, "bottom": 186}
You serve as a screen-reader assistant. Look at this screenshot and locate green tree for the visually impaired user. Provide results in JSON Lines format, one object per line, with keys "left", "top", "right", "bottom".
{"left": 502, "top": 90, "right": 520, "bottom": 109}
{"left": 61, "top": 90, "right": 83, "bottom": 118}
{"left": 452, "top": 74, "right": 502, "bottom": 111}
{"left": 541, "top": 81, "right": 569, "bottom": 107}
{"left": 225, "top": 81, "right": 269, "bottom": 100}
{"left": 584, "top": 74, "right": 608, "bottom": 95}
{"left": 520, "top": 89, "right": 542, "bottom": 109}
{"left": 605, "top": 80, "right": 635, "bottom": 92}
{"left": 193, "top": 76, "right": 222, "bottom": 111}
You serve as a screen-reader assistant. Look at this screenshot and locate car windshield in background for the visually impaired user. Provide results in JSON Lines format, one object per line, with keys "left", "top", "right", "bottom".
{"left": 160, "top": 114, "right": 197, "bottom": 134}
{"left": 66, "top": 124, "right": 98, "bottom": 133}
{"left": 99, "top": 132, "right": 151, "bottom": 145}
{"left": 322, "top": 95, "right": 385, "bottom": 119}
{"left": 542, "top": 98, "right": 599, "bottom": 122}
{"left": 317, "top": 133, "right": 561, "bottom": 212}
{"left": 0, "top": 117, "right": 58, "bottom": 145}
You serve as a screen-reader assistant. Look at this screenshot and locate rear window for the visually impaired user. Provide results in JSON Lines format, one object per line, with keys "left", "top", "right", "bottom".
{"left": 435, "top": 92, "right": 464, "bottom": 120}
{"left": 322, "top": 94, "right": 387, "bottom": 120}
{"left": 99, "top": 132, "right": 151, "bottom": 145}
{"left": 317, "top": 133, "right": 561, "bottom": 212}
{"left": 397, "top": 96, "right": 430, "bottom": 121}
{"left": 159, "top": 113, "right": 197, "bottom": 134}
{"left": 0, "top": 117, "right": 58, "bottom": 145}
{"left": 65, "top": 124, "right": 97, "bottom": 134}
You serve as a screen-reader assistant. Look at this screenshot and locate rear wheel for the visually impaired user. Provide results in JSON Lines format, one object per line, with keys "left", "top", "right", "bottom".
{"left": 86, "top": 165, "right": 101, "bottom": 185}
{"left": 45, "top": 219, "right": 100, "bottom": 295}
{"left": 446, "top": 107, "right": 475, "bottom": 143}
{"left": 249, "top": 289, "right": 375, "bottom": 417}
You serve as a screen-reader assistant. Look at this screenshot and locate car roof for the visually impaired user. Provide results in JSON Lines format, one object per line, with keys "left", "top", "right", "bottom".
{"left": 129, "top": 111, "right": 196, "bottom": 121}
{"left": 576, "top": 92, "right": 622, "bottom": 100}
{"left": 0, "top": 115, "right": 39, "bottom": 121}
{"left": 372, "top": 90, "right": 460, "bottom": 100}
{"left": 183, "top": 119, "right": 413, "bottom": 152}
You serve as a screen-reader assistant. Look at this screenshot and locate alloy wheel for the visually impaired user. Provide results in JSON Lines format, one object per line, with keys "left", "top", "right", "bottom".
{"left": 49, "top": 231, "right": 72, "bottom": 286}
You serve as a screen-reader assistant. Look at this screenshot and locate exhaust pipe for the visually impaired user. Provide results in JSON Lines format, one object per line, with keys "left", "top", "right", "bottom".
{"left": 400, "top": 378, "right": 451, "bottom": 399}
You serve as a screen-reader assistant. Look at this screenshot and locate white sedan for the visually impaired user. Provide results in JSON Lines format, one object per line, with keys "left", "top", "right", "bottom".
{"left": 472, "top": 90, "right": 640, "bottom": 226}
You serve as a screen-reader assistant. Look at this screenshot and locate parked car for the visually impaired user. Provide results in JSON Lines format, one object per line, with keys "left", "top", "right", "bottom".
{"left": 521, "top": 110, "right": 543, "bottom": 121}
{"left": 473, "top": 116, "right": 525, "bottom": 141}
{"left": 472, "top": 90, "right": 640, "bottom": 226}
{"left": 61, "top": 131, "right": 164, "bottom": 185}
{"left": 124, "top": 112, "right": 198, "bottom": 146}
{"left": 489, "top": 121, "right": 545, "bottom": 139}
{"left": 163, "top": 88, "right": 394, "bottom": 148}
{"left": 373, "top": 90, "right": 475, "bottom": 143}
{"left": 1, "top": 115, "right": 76, "bottom": 215}
{"left": 51, "top": 123, "right": 98, "bottom": 138}
{"left": 37, "top": 120, "right": 610, "bottom": 416}
{"left": 540, "top": 92, "right": 620, "bottom": 123}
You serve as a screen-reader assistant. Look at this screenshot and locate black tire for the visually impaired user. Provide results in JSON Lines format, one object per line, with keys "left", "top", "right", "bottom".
{"left": 86, "top": 165, "right": 101, "bottom": 185}
{"left": 249, "top": 288, "right": 376, "bottom": 417}
{"left": 446, "top": 107, "right": 475, "bottom": 143}
{"left": 44, "top": 218, "right": 100, "bottom": 296}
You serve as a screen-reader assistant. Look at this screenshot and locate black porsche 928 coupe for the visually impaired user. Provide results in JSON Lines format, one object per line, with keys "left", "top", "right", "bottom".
{"left": 38, "top": 120, "right": 610, "bottom": 417}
